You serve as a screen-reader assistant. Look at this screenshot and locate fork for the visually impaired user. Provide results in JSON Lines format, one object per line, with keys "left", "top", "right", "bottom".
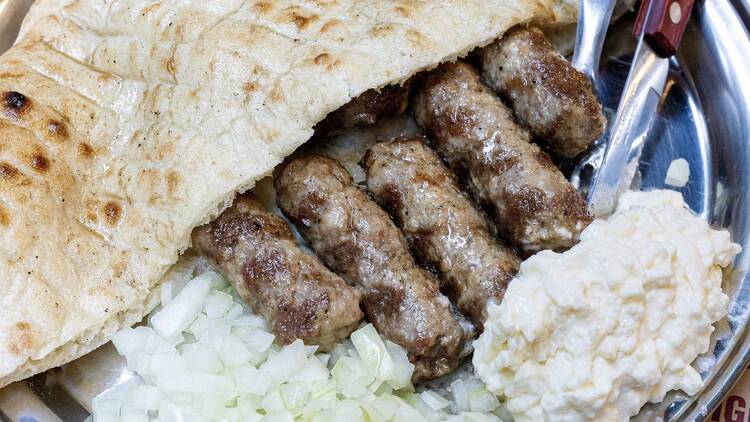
{"left": 567, "top": 0, "right": 618, "bottom": 193}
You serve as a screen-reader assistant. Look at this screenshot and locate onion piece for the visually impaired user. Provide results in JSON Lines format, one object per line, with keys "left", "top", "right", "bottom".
{"left": 351, "top": 324, "right": 395, "bottom": 381}
{"left": 151, "top": 272, "right": 214, "bottom": 339}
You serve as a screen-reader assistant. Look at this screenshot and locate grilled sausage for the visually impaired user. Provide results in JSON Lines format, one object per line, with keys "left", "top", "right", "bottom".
{"left": 479, "top": 26, "right": 606, "bottom": 158}
{"left": 413, "top": 62, "right": 592, "bottom": 255}
{"left": 313, "top": 83, "right": 411, "bottom": 136}
{"left": 192, "top": 195, "right": 363, "bottom": 352}
{"left": 362, "top": 138, "right": 520, "bottom": 331}
{"left": 274, "top": 155, "right": 471, "bottom": 382}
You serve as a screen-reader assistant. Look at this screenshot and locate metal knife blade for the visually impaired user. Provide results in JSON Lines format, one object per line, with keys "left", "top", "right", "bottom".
{"left": 586, "top": 0, "right": 695, "bottom": 217}
{"left": 587, "top": 37, "right": 670, "bottom": 217}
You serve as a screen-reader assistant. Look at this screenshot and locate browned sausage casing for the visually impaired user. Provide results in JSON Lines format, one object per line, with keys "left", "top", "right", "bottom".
{"left": 479, "top": 26, "right": 606, "bottom": 158}
{"left": 362, "top": 138, "right": 520, "bottom": 331}
{"left": 192, "top": 195, "right": 363, "bottom": 352}
{"left": 313, "top": 83, "right": 411, "bottom": 136}
{"left": 413, "top": 62, "right": 592, "bottom": 255}
{"left": 274, "top": 155, "right": 471, "bottom": 382}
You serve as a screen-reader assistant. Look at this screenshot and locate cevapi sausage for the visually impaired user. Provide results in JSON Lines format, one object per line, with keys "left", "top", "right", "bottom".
{"left": 274, "top": 155, "right": 471, "bottom": 382}
{"left": 413, "top": 61, "right": 592, "bottom": 255}
{"left": 479, "top": 26, "right": 606, "bottom": 158}
{"left": 362, "top": 138, "right": 520, "bottom": 331}
{"left": 313, "top": 83, "right": 411, "bottom": 137}
{"left": 192, "top": 195, "right": 363, "bottom": 352}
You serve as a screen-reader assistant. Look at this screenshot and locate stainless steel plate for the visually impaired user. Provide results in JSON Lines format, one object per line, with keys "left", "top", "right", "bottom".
{"left": 1, "top": 1, "right": 750, "bottom": 421}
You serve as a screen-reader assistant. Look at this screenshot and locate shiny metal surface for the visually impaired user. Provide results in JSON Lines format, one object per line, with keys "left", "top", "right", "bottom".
{"left": 573, "top": 1, "right": 750, "bottom": 418}
{"left": 587, "top": 36, "right": 670, "bottom": 217}
{"left": 651, "top": 0, "right": 750, "bottom": 420}
{"left": 571, "top": 0, "right": 617, "bottom": 97}
{"left": 1, "top": 1, "right": 750, "bottom": 422}
{"left": 0, "top": 0, "right": 31, "bottom": 53}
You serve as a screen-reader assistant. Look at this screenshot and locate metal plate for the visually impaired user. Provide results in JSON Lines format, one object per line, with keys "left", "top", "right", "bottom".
{"left": 1, "top": 1, "right": 750, "bottom": 421}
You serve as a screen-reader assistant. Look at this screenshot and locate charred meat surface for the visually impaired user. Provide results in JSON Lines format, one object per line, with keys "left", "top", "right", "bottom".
{"left": 413, "top": 61, "right": 592, "bottom": 255}
{"left": 313, "top": 83, "right": 411, "bottom": 136}
{"left": 274, "top": 155, "right": 471, "bottom": 382}
{"left": 479, "top": 26, "right": 606, "bottom": 158}
{"left": 192, "top": 195, "right": 363, "bottom": 352}
{"left": 363, "top": 138, "right": 520, "bottom": 331}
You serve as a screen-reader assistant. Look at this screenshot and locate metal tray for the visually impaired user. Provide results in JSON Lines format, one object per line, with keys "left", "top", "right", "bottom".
{"left": 1, "top": 1, "right": 750, "bottom": 421}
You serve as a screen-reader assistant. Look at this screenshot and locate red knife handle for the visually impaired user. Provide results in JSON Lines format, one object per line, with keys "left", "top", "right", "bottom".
{"left": 633, "top": 0, "right": 695, "bottom": 57}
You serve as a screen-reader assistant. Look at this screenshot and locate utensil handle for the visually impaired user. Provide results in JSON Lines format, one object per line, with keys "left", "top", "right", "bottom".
{"left": 634, "top": 0, "right": 695, "bottom": 57}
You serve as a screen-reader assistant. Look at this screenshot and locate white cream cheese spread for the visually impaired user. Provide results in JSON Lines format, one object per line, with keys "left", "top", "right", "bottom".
{"left": 473, "top": 190, "right": 741, "bottom": 422}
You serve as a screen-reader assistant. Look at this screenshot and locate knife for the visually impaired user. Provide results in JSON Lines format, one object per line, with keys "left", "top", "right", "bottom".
{"left": 587, "top": 0, "right": 695, "bottom": 217}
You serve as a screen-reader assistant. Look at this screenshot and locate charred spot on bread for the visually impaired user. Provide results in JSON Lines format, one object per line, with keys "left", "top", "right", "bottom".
{"left": 103, "top": 201, "right": 122, "bottom": 226}
{"left": 0, "top": 204, "right": 9, "bottom": 226}
{"left": 3, "top": 91, "right": 30, "bottom": 119}
{"left": 0, "top": 162, "right": 19, "bottom": 179}
{"left": 78, "top": 142, "right": 95, "bottom": 158}
{"left": 8, "top": 322, "right": 33, "bottom": 356}
{"left": 46, "top": 119, "right": 68, "bottom": 142}
{"left": 252, "top": 1, "right": 272, "bottom": 14}
{"left": 30, "top": 154, "right": 49, "bottom": 172}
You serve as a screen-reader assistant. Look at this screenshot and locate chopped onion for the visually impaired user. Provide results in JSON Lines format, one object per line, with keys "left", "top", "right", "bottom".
{"left": 120, "top": 408, "right": 148, "bottom": 422}
{"left": 160, "top": 281, "right": 174, "bottom": 306}
{"left": 384, "top": 339, "right": 414, "bottom": 390}
{"left": 218, "top": 333, "right": 253, "bottom": 367}
{"left": 233, "top": 365, "right": 271, "bottom": 395}
{"left": 237, "top": 327, "right": 274, "bottom": 353}
{"left": 422, "top": 390, "right": 451, "bottom": 411}
{"left": 93, "top": 270, "right": 502, "bottom": 422}
{"left": 203, "top": 290, "right": 233, "bottom": 319}
{"left": 351, "top": 323, "right": 394, "bottom": 381}
{"left": 331, "top": 356, "right": 374, "bottom": 399}
{"left": 451, "top": 378, "right": 471, "bottom": 412}
{"left": 156, "top": 370, "right": 233, "bottom": 395}
{"left": 182, "top": 343, "right": 223, "bottom": 374}
{"left": 151, "top": 272, "right": 214, "bottom": 339}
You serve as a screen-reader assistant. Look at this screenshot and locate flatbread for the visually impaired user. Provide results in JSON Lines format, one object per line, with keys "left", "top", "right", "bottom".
{"left": 0, "top": 0, "right": 577, "bottom": 387}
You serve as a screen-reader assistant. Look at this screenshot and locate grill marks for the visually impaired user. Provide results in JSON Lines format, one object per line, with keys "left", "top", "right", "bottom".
{"left": 363, "top": 138, "right": 521, "bottom": 331}
{"left": 275, "top": 155, "right": 472, "bottom": 382}
{"left": 193, "top": 195, "right": 363, "bottom": 351}
{"left": 413, "top": 61, "right": 592, "bottom": 255}
{"left": 478, "top": 26, "right": 606, "bottom": 158}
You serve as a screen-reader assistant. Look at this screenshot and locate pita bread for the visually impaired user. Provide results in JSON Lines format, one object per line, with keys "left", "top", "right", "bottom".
{"left": 0, "top": 0, "right": 578, "bottom": 387}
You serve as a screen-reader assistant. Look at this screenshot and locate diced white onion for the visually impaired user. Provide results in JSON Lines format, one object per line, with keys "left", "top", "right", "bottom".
{"left": 151, "top": 272, "right": 213, "bottom": 339}
{"left": 204, "top": 290, "right": 234, "bottom": 319}
{"left": 422, "top": 390, "right": 451, "bottom": 411}
{"left": 233, "top": 365, "right": 271, "bottom": 395}
{"left": 218, "top": 333, "right": 253, "bottom": 367}
{"left": 351, "top": 324, "right": 394, "bottom": 381}
{"left": 451, "top": 378, "right": 471, "bottom": 412}
{"left": 123, "top": 384, "right": 161, "bottom": 411}
{"left": 665, "top": 158, "right": 690, "bottom": 187}
{"left": 160, "top": 281, "right": 174, "bottom": 306}
{"left": 93, "top": 270, "right": 500, "bottom": 422}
